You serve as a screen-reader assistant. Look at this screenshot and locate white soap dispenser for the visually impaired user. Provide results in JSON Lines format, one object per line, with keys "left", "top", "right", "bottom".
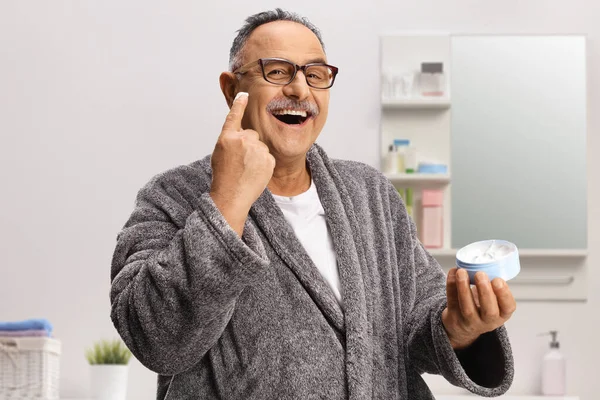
{"left": 540, "top": 330, "right": 566, "bottom": 395}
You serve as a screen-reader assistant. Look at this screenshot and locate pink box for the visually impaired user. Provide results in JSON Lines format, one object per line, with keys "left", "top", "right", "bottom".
{"left": 422, "top": 189, "right": 444, "bottom": 207}
{"left": 421, "top": 190, "right": 444, "bottom": 248}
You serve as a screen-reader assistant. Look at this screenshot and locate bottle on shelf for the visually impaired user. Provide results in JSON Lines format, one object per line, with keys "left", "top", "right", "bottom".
{"left": 393, "top": 139, "right": 410, "bottom": 173}
{"left": 396, "top": 187, "right": 415, "bottom": 219}
{"left": 405, "top": 146, "right": 418, "bottom": 173}
{"left": 400, "top": 73, "right": 415, "bottom": 98}
{"left": 385, "top": 144, "right": 399, "bottom": 174}
{"left": 405, "top": 188, "right": 414, "bottom": 218}
{"left": 381, "top": 69, "right": 393, "bottom": 100}
{"left": 392, "top": 71, "right": 405, "bottom": 99}
{"left": 419, "top": 62, "right": 445, "bottom": 97}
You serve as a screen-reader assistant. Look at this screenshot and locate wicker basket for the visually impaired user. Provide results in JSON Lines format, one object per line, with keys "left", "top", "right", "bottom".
{"left": 0, "top": 336, "right": 61, "bottom": 399}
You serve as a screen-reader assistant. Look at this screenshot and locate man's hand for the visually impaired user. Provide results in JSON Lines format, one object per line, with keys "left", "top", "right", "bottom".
{"left": 441, "top": 268, "right": 517, "bottom": 350}
{"left": 210, "top": 92, "right": 276, "bottom": 236}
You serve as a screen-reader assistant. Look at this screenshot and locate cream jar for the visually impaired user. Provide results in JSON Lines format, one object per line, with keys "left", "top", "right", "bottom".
{"left": 455, "top": 240, "right": 520, "bottom": 284}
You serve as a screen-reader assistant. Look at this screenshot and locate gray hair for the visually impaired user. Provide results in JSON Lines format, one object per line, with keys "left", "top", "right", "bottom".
{"left": 228, "top": 9, "right": 325, "bottom": 72}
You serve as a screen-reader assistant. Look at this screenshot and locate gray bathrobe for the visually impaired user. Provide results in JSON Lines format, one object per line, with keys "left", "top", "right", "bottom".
{"left": 110, "top": 143, "right": 514, "bottom": 399}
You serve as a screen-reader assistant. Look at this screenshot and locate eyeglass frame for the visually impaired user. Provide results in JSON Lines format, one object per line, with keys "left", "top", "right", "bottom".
{"left": 233, "top": 57, "right": 339, "bottom": 89}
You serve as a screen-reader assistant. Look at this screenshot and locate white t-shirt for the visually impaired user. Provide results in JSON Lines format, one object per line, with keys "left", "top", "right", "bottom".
{"left": 272, "top": 180, "right": 344, "bottom": 309}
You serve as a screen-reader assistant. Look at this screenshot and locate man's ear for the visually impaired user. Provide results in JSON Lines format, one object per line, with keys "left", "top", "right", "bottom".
{"left": 219, "top": 72, "right": 238, "bottom": 109}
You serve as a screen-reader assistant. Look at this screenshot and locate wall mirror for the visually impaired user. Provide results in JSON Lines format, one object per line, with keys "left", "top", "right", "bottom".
{"left": 450, "top": 35, "right": 587, "bottom": 250}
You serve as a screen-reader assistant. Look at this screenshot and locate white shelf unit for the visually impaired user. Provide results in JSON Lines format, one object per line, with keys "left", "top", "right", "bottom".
{"left": 380, "top": 34, "right": 588, "bottom": 301}
{"left": 380, "top": 34, "right": 452, "bottom": 250}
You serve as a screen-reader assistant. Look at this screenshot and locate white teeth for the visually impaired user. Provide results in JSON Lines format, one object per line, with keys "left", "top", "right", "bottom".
{"left": 272, "top": 109, "right": 308, "bottom": 117}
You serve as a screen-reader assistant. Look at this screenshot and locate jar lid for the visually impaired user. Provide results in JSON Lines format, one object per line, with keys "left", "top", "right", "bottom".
{"left": 421, "top": 62, "right": 444, "bottom": 73}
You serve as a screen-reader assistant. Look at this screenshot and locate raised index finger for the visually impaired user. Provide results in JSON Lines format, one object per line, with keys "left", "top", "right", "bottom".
{"left": 222, "top": 92, "right": 248, "bottom": 133}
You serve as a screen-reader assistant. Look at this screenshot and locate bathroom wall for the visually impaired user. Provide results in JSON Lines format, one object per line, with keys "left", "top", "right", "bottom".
{"left": 0, "top": 1, "right": 598, "bottom": 399}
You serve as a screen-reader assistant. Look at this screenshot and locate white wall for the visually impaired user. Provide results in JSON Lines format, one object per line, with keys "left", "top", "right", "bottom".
{"left": 0, "top": 1, "right": 598, "bottom": 399}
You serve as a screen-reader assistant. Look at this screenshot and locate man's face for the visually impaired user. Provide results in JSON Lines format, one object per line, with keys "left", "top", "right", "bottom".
{"left": 233, "top": 21, "right": 330, "bottom": 162}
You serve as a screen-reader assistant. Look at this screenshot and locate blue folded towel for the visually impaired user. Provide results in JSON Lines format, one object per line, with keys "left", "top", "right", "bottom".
{"left": 0, "top": 318, "right": 53, "bottom": 334}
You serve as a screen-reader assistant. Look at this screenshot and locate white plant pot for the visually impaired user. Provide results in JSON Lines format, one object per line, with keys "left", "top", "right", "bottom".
{"left": 90, "top": 364, "right": 129, "bottom": 400}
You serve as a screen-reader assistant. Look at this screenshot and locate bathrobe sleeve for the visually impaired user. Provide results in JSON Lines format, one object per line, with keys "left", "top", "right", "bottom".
{"left": 388, "top": 182, "right": 515, "bottom": 396}
{"left": 110, "top": 171, "right": 270, "bottom": 375}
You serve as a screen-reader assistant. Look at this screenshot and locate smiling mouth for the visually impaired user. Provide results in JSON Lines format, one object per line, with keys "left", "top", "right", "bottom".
{"left": 271, "top": 110, "right": 311, "bottom": 126}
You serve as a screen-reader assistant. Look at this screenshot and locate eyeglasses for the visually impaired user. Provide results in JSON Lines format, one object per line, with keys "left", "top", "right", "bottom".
{"left": 234, "top": 58, "right": 339, "bottom": 89}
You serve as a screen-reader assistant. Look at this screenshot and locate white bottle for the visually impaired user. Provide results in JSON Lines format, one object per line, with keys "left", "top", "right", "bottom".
{"left": 385, "top": 144, "right": 399, "bottom": 174}
{"left": 381, "top": 70, "right": 393, "bottom": 100}
{"left": 541, "top": 330, "right": 566, "bottom": 395}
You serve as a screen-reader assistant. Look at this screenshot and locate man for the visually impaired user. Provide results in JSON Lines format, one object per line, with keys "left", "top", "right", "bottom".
{"left": 110, "top": 9, "right": 516, "bottom": 399}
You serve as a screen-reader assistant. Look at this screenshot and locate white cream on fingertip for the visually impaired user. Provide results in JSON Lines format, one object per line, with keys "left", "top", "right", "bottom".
{"left": 235, "top": 92, "right": 249, "bottom": 101}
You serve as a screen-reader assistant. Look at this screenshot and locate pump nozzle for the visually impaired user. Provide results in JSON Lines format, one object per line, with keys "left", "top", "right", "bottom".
{"left": 537, "top": 330, "right": 560, "bottom": 349}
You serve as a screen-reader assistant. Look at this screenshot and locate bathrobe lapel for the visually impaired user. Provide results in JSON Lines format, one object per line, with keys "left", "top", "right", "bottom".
{"left": 249, "top": 177, "right": 346, "bottom": 334}
{"left": 307, "top": 144, "right": 374, "bottom": 400}
{"left": 249, "top": 143, "right": 374, "bottom": 400}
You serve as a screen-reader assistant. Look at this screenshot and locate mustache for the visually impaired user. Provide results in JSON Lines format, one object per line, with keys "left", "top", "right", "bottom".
{"left": 266, "top": 97, "right": 320, "bottom": 117}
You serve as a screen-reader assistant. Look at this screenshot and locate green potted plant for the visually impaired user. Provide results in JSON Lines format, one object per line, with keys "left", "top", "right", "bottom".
{"left": 85, "top": 339, "right": 132, "bottom": 400}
